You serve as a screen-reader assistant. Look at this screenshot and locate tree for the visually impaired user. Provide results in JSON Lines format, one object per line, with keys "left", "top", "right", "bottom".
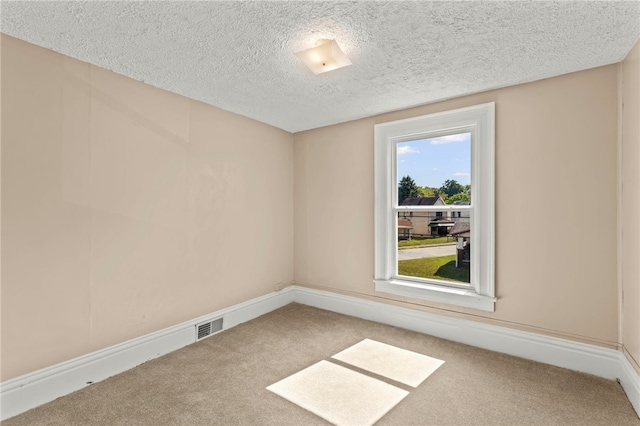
{"left": 446, "top": 193, "right": 471, "bottom": 204}
{"left": 434, "top": 189, "right": 448, "bottom": 202}
{"left": 419, "top": 186, "right": 436, "bottom": 197}
{"left": 439, "top": 179, "right": 464, "bottom": 197}
{"left": 398, "top": 175, "right": 421, "bottom": 204}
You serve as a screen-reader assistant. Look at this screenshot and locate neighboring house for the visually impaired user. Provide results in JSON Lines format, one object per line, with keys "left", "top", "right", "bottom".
{"left": 449, "top": 222, "right": 471, "bottom": 269}
{"left": 399, "top": 196, "right": 469, "bottom": 236}
{"left": 450, "top": 200, "right": 471, "bottom": 221}
{"left": 398, "top": 217, "right": 413, "bottom": 240}
{"left": 401, "top": 196, "right": 445, "bottom": 207}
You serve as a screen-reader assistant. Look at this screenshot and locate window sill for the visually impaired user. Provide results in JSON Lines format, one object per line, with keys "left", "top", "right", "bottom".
{"left": 374, "top": 278, "right": 496, "bottom": 312}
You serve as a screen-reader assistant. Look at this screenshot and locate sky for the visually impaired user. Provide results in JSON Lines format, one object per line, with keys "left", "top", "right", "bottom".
{"left": 397, "top": 132, "right": 471, "bottom": 188}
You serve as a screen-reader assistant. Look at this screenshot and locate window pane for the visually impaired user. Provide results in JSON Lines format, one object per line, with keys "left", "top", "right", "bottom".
{"left": 397, "top": 133, "right": 471, "bottom": 206}
{"left": 396, "top": 132, "right": 471, "bottom": 285}
{"left": 397, "top": 211, "right": 471, "bottom": 285}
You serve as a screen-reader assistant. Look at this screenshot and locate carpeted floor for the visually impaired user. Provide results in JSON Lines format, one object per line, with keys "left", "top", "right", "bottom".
{"left": 4, "top": 303, "right": 639, "bottom": 425}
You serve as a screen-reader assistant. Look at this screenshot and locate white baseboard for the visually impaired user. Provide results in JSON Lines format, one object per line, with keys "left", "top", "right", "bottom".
{"left": 2, "top": 285, "right": 638, "bottom": 420}
{"left": 619, "top": 352, "right": 640, "bottom": 416}
{"left": 0, "top": 287, "right": 295, "bottom": 421}
{"left": 291, "top": 285, "right": 640, "bottom": 417}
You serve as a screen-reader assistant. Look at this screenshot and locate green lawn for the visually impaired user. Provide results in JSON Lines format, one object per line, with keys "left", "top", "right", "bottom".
{"left": 398, "top": 255, "right": 470, "bottom": 283}
{"left": 398, "top": 236, "right": 452, "bottom": 248}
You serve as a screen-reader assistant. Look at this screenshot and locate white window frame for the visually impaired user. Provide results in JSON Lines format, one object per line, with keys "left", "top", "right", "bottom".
{"left": 374, "top": 102, "right": 496, "bottom": 312}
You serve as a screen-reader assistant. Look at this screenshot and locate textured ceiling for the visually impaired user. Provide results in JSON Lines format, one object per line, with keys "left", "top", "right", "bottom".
{"left": 2, "top": 1, "right": 639, "bottom": 133}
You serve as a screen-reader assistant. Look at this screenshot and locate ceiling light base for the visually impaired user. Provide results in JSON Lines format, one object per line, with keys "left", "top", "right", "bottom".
{"left": 295, "top": 39, "right": 352, "bottom": 75}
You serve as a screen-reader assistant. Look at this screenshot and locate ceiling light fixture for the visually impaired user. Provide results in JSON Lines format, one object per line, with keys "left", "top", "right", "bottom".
{"left": 295, "top": 39, "right": 352, "bottom": 75}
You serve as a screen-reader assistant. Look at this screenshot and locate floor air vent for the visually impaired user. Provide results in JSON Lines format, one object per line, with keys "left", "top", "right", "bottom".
{"left": 196, "top": 317, "right": 223, "bottom": 341}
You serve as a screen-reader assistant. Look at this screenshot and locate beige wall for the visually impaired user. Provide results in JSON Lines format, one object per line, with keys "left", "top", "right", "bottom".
{"left": 621, "top": 39, "right": 640, "bottom": 372}
{"left": 295, "top": 65, "right": 620, "bottom": 347}
{"left": 0, "top": 35, "right": 294, "bottom": 381}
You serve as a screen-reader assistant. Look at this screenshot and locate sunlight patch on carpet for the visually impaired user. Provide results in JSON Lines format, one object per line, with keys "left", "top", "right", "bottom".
{"left": 332, "top": 339, "right": 445, "bottom": 387}
{"left": 266, "top": 360, "right": 408, "bottom": 426}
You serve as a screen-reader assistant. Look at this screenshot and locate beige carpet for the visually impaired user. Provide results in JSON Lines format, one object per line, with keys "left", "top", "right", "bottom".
{"left": 267, "top": 360, "right": 408, "bottom": 426}
{"left": 4, "top": 303, "right": 639, "bottom": 425}
{"left": 332, "top": 338, "right": 445, "bottom": 387}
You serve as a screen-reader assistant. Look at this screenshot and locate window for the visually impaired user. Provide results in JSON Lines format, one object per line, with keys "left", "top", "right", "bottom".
{"left": 374, "top": 103, "right": 495, "bottom": 312}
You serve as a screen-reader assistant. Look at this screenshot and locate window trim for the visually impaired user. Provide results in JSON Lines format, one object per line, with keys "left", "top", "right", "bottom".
{"left": 374, "top": 102, "right": 496, "bottom": 312}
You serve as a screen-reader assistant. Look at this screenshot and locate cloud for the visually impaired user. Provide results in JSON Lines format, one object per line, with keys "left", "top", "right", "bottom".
{"left": 397, "top": 145, "right": 419, "bottom": 155}
{"left": 432, "top": 167, "right": 439, "bottom": 171}
{"left": 430, "top": 133, "right": 469, "bottom": 145}
{"left": 452, "top": 172, "right": 470, "bottom": 177}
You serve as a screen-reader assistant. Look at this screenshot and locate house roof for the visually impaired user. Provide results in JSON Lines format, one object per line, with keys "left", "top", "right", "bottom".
{"left": 430, "top": 217, "right": 451, "bottom": 222}
{"left": 401, "top": 197, "right": 441, "bottom": 206}
{"left": 398, "top": 218, "right": 413, "bottom": 229}
{"left": 449, "top": 222, "right": 471, "bottom": 236}
{"left": 2, "top": 2, "right": 638, "bottom": 133}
